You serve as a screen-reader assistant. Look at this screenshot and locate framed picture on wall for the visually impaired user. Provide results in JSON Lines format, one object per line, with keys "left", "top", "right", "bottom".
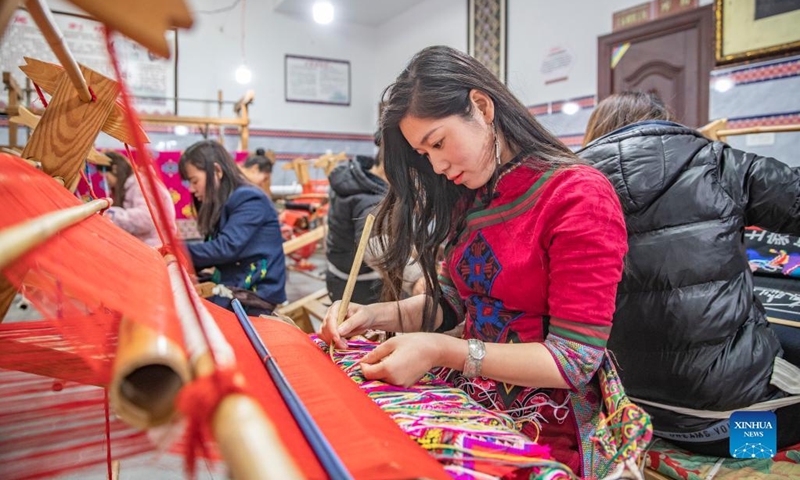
{"left": 285, "top": 55, "right": 350, "bottom": 106}
{"left": 0, "top": 9, "right": 178, "bottom": 114}
{"left": 716, "top": 0, "right": 800, "bottom": 64}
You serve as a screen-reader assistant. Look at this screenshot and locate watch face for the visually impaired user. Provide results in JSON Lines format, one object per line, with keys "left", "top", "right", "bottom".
{"left": 469, "top": 340, "right": 486, "bottom": 359}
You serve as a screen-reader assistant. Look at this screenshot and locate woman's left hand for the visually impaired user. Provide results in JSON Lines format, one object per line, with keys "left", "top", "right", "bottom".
{"left": 360, "top": 333, "right": 442, "bottom": 387}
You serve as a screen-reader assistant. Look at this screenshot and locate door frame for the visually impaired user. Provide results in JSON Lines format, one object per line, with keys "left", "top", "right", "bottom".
{"left": 597, "top": 5, "right": 714, "bottom": 126}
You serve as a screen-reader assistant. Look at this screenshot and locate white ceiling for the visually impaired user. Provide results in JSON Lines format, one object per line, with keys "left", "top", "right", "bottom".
{"left": 273, "top": 0, "right": 427, "bottom": 27}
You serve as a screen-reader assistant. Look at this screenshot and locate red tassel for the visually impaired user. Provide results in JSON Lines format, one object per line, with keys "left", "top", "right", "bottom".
{"left": 176, "top": 369, "right": 245, "bottom": 479}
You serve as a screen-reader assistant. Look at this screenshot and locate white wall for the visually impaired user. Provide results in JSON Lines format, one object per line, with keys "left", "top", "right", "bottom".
{"left": 181, "top": 0, "right": 379, "bottom": 134}
{"left": 372, "top": 0, "right": 468, "bottom": 128}
{"left": 31, "top": 1, "right": 726, "bottom": 133}
{"left": 507, "top": 0, "right": 713, "bottom": 106}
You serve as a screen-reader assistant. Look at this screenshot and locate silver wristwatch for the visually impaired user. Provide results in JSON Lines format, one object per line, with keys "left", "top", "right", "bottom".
{"left": 463, "top": 338, "right": 486, "bottom": 378}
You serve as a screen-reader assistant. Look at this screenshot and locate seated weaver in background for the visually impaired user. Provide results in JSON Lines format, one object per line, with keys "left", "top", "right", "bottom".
{"left": 179, "top": 140, "right": 287, "bottom": 316}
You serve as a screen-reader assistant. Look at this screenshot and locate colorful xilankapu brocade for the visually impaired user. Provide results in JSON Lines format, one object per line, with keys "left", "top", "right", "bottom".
{"left": 313, "top": 336, "right": 575, "bottom": 479}
{"left": 437, "top": 160, "right": 643, "bottom": 476}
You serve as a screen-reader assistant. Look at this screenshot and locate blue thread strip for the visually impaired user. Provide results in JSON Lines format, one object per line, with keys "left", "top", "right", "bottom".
{"left": 231, "top": 299, "right": 353, "bottom": 480}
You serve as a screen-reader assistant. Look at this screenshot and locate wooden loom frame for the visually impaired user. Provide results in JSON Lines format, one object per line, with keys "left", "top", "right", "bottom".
{"left": 699, "top": 118, "right": 800, "bottom": 142}
{"left": 138, "top": 89, "right": 255, "bottom": 151}
{"left": 2, "top": 76, "right": 256, "bottom": 152}
{"left": 0, "top": 1, "right": 309, "bottom": 478}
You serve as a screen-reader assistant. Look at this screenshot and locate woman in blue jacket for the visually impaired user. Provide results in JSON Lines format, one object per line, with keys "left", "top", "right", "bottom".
{"left": 179, "top": 140, "right": 286, "bottom": 315}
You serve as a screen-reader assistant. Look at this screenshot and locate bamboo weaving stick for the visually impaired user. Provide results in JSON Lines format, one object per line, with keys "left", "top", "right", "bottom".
{"left": 330, "top": 213, "right": 375, "bottom": 359}
{"left": 24, "top": 0, "right": 92, "bottom": 103}
{"left": 110, "top": 317, "right": 191, "bottom": 428}
{"left": 0, "top": 198, "right": 110, "bottom": 270}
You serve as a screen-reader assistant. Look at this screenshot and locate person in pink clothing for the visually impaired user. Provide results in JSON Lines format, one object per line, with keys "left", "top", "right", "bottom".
{"left": 103, "top": 151, "right": 176, "bottom": 248}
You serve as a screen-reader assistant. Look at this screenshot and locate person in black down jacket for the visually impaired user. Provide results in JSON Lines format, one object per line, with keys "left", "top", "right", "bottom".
{"left": 325, "top": 141, "right": 390, "bottom": 304}
{"left": 579, "top": 91, "right": 800, "bottom": 456}
{"left": 326, "top": 133, "right": 426, "bottom": 304}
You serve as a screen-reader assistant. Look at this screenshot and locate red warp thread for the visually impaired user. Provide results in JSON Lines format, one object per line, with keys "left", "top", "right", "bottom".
{"left": 123, "top": 143, "right": 167, "bottom": 248}
{"left": 103, "top": 27, "right": 218, "bottom": 371}
{"left": 104, "top": 388, "right": 112, "bottom": 480}
{"left": 176, "top": 369, "right": 245, "bottom": 479}
{"left": 33, "top": 83, "right": 48, "bottom": 108}
{"left": 79, "top": 168, "right": 98, "bottom": 200}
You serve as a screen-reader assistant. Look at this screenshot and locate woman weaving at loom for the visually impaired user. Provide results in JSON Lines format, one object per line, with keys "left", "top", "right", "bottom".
{"left": 180, "top": 140, "right": 287, "bottom": 316}
{"left": 103, "top": 151, "right": 176, "bottom": 248}
{"left": 321, "top": 46, "right": 629, "bottom": 477}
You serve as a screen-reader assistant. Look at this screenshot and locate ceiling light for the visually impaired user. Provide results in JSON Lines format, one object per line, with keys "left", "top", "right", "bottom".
{"left": 313, "top": 1, "right": 334, "bottom": 24}
{"left": 235, "top": 64, "right": 252, "bottom": 84}
{"left": 713, "top": 77, "right": 734, "bottom": 93}
{"left": 174, "top": 125, "right": 189, "bottom": 136}
{"left": 561, "top": 101, "right": 580, "bottom": 115}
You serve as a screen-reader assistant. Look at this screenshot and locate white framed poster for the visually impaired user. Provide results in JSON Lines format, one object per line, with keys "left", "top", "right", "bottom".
{"left": 285, "top": 55, "right": 350, "bottom": 106}
{"left": 0, "top": 9, "right": 177, "bottom": 114}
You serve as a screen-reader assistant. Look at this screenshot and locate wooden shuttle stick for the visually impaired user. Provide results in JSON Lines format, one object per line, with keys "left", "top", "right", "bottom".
{"left": 330, "top": 213, "right": 375, "bottom": 358}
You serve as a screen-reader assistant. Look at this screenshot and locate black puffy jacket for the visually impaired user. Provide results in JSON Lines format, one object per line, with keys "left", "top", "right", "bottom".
{"left": 325, "top": 158, "right": 387, "bottom": 276}
{"left": 579, "top": 121, "right": 800, "bottom": 436}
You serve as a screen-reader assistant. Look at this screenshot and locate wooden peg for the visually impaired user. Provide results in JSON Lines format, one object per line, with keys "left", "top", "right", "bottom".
{"left": 20, "top": 60, "right": 119, "bottom": 190}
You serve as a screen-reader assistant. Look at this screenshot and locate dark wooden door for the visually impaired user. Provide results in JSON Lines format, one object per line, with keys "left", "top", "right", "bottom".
{"left": 598, "top": 5, "right": 714, "bottom": 128}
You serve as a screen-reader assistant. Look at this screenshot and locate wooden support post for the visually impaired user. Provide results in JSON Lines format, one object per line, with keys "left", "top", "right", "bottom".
{"left": 240, "top": 102, "right": 249, "bottom": 151}
{"left": 217, "top": 89, "right": 226, "bottom": 145}
{"left": 234, "top": 90, "right": 254, "bottom": 151}
{"left": 0, "top": 276, "right": 17, "bottom": 322}
{"left": 275, "top": 287, "right": 331, "bottom": 333}
{"left": 3, "top": 72, "right": 23, "bottom": 149}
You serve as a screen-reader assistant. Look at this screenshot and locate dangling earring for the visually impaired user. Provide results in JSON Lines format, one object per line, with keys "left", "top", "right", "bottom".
{"left": 493, "top": 123, "right": 501, "bottom": 167}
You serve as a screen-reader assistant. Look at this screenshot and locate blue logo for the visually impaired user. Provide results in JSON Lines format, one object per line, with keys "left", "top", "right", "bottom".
{"left": 729, "top": 411, "right": 776, "bottom": 458}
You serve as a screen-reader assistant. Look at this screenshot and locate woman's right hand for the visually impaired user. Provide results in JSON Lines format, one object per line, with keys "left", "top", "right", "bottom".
{"left": 320, "top": 301, "right": 376, "bottom": 349}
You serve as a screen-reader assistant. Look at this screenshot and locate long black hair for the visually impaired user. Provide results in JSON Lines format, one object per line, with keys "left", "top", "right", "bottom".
{"left": 179, "top": 140, "right": 249, "bottom": 236}
{"left": 105, "top": 151, "right": 133, "bottom": 208}
{"left": 374, "top": 45, "right": 578, "bottom": 331}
